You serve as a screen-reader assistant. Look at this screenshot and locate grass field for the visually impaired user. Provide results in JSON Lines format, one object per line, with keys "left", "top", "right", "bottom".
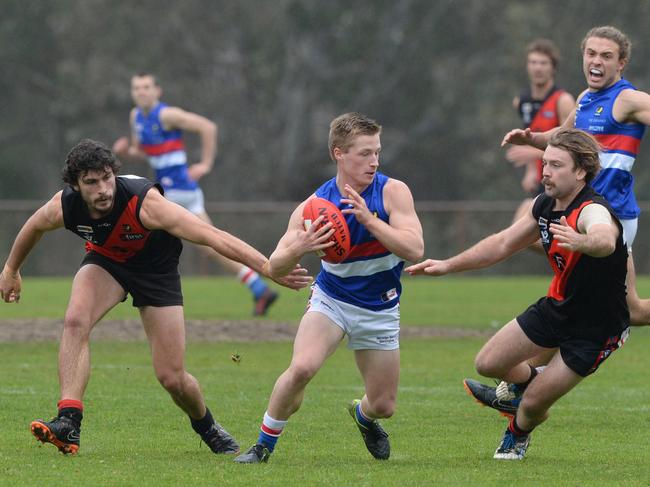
{"left": 0, "top": 275, "right": 566, "bottom": 326}
{"left": 2, "top": 276, "right": 650, "bottom": 486}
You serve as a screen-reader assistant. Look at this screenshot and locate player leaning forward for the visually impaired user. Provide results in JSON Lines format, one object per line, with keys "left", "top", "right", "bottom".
{"left": 234, "top": 112, "right": 424, "bottom": 463}
{"left": 0, "top": 139, "right": 311, "bottom": 455}
{"left": 407, "top": 128, "right": 629, "bottom": 460}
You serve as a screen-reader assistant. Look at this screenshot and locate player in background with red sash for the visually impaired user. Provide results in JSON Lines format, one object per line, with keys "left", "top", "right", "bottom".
{"left": 506, "top": 39, "right": 574, "bottom": 228}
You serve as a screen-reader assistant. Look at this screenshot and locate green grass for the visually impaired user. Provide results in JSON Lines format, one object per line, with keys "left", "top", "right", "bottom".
{"left": 2, "top": 276, "right": 650, "bottom": 485}
{"left": 2, "top": 336, "right": 650, "bottom": 486}
{"left": 8, "top": 274, "right": 650, "bottom": 327}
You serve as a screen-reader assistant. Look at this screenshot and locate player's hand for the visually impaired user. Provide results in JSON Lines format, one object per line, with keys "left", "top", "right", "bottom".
{"left": 505, "top": 145, "right": 542, "bottom": 167}
{"left": 188, "top": 163, "right": 211, "bottom": 181}
{"left": 404, "top": 259, "right": 450, "bottom": 276}
{"left": 0, "top": 268, "right": 21, "bottom": 303}
{"left": 502, "top": 128, "right": 533, "bottom": 147}
{"left": 341, "top": 184, "right": 374, "bottom": 226}
{"left": 298, "top": 215, "right": 336, "bottom": 255}
{"left": 271, "top": 264, "right": 313, "bottom": 290}
{"left": 549, "top": 216, "right": 584, "bottom": 251}
{"left": 112, "top": 136, "right": 130, "bottom": 156}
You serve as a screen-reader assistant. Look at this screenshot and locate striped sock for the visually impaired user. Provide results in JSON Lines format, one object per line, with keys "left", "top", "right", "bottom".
{"left": 57, "top": 399, "right": 83, "bottom": 412}
{"left": 355, "top": 402, "right": 374, "bottom": 430}
{"left": 257, "top": 411, "right": 286, "bottom": 452}
{"left": 508, "top": 414, "right": 532, "bottom": 437}
{"left": 238, "top": 266, "right": 268, "bottom": 299}
{"left": 57, "top": 399, "right": 83, "bottom": 425}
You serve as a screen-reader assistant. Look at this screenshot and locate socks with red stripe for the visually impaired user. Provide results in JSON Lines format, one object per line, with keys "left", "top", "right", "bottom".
{"left": 238, "top": 266, "right": 268, "bottom": 299}
{"left": 508, "top": 414, "right": 532, "bottom": 437}
{"left": 257, "top": 411, "right": 287, "bottom": 452}
{"left": 57, "top": 399, "right": 83, "bottom": 426}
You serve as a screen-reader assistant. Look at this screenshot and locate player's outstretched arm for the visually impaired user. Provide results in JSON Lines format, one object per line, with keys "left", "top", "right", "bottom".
{"left": 502, "top": 128, "right": 533, "bottom": 147}
{"left": 1, "top": 192, "right": 65, "bottom": 303}
{"left": 404, "top": 259, "right": 451, "bottom": 276}
{"left": 406, "top": 208, "right": 539, "bottom": 277}
{"left": 139, "top": 188, "right": 311, "bottom": 289}
{"left": 501, "top": 124, "right": 569, "bottom": 150}
{"left": 502, "top": 101, "right": 577, "bottom": 149}
{"left": 267, "top": 201, "right": 336, "bottom": 278}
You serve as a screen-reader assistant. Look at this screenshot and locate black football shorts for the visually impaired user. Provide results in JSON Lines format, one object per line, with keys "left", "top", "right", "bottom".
{"left": 81, "top": 252, "right": 183, "bottom": 308}
{"left": 517, "top": 300, "right": 629, "bottom": 377}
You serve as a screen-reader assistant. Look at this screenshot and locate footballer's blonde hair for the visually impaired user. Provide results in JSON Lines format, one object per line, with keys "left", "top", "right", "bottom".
{"left": 328, "top": 112, "right": 381, "bottom": 162}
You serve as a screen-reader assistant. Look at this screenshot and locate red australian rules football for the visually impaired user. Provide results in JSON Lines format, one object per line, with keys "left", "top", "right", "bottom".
{"left": 302, "top": 197, "right": 351, "bottom": 263}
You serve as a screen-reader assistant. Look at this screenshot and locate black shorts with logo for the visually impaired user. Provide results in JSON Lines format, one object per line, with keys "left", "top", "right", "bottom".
{"left": 81, "top": 252, "right": 183, "bottom": 308}
{"left": 517, "top": 299, "right": 629, "bottom": 377}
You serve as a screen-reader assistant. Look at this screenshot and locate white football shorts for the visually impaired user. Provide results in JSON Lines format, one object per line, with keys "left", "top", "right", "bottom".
{"left": 620, "top": 217, "right": 637, "bottom": 251}
{"left": 307, "top": 284, "right": 400, "bottom": 351}
{"left": 165, "top": 188, "right": 206, "bottom": 215}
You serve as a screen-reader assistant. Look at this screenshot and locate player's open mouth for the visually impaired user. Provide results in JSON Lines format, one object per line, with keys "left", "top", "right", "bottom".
{"left": 589, "top": 68, "right": 603, "bottom": 78}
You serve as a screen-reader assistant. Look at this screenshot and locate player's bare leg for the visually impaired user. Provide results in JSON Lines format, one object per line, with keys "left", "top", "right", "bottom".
{"left": 473, "top": 320, "right": 547, "bottom": 384}
{"left": 234, "top": 312, "right": 344, "bottom": 463}
{"left": 625, "top": 254, "right": 650, "bottom": 326}
{"left": 140, "top": 305, "right": 206, "bottom": 417}
{"left": 266, "top": 313, "right": 344, "bottom": 420}
{"left": 32, "top": 264, "right": 126, "bottom": 454}
{"left": 493, "top": 351, "right": 582, "bottom": 461}
{"left": 60, "top": 265, "right": 127, "bottom": 399}
{"left": 515, "top": 352, "right": 583, "bottom": 431}
{"left": 350, "top": 349, "right": 400, "bottom": 459}
{"left": 141, "top": 305, "right": 240, "bottom": 454}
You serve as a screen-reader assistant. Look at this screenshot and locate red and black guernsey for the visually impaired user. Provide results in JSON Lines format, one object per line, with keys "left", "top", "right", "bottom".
{"left": 518, "top": 86, "right": 566, "bottom": 182}
{"left": 532, "top": 185, "right": 629, "bottom": 336}
{"left": 61, "top": 175, "right": 182, "bottom": 272}
{"left": 518, "top": 87, "right": 566, "bottom": 132}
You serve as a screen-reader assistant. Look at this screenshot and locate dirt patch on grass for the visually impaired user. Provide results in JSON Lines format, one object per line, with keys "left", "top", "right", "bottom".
{"left": 0, "top": 318, "right": 492, "bottom": 342}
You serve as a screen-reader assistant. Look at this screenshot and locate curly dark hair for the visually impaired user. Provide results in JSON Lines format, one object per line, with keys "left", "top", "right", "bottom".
{"left": 61, "top": 139, "right": 121, "bottom": 185}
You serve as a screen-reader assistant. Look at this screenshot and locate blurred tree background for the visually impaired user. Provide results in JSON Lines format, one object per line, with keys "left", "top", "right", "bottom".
{"left": 1, "top": 0, "right": 650, "bottom": 276}
{"left": 2, "top": 0, "right": 649, "bottom": 202}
